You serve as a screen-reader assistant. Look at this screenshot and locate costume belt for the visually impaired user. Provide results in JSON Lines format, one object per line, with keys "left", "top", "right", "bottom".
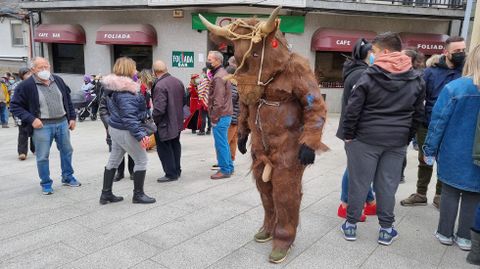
{"left": 255, "top": 98, "right": 281, "bottom": 151}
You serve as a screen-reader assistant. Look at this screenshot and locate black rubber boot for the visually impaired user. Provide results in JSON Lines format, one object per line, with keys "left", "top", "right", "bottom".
{"left": 467, "top": 229, "right": 480, "bottom": 265}
{"left": 114, "top": 171, "right": 124, "bottom": 182}
{"left": 115, "top": 158, "right": 126, "bottom": 181}
{"left": 100, "top": 167, "right": 124, "bottom": 205}
{"left": 132, "top": 170, "right": 156, "bottom": 204}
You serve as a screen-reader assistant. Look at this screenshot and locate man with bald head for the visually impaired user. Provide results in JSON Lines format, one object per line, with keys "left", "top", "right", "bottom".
{"left": 151, "top": 60, "right": 185, "bottom": 182}
{"left": 11, "top": 57, "right": 80, "bottom": 195}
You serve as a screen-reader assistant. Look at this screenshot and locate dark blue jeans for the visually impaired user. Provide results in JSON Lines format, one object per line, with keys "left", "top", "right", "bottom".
{"left": 32, "top": 120, "right": 76, "bottom": 187}
{"left": 0, "top": 102, "right": 8, "bottom": 124}
{"left": 474, "top": 203, "right": 480, "bottom": 232}
{"left": 341, "top": 168, "right": 375, "bottom": 203}
{"left": 212, "top": 116, "right": 234, "bottom": 174}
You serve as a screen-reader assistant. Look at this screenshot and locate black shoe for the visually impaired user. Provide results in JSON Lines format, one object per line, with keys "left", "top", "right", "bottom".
{"left": 133, "top": 191, "right": 156, "bottom": 203}
{"left": 130, "top": 174, "right": 134, "bottom": 180}
{"left": 192, "top": 130, "right": 197, "bottom": 134}
{"left": 114, "top": 172, "right": 124, "bottom": 182}
{"left": 206, "top": 129, "right": 211, "bottom": 135}
{"left": 100, "top": 167, "right": 124, "bottom": 205}
{"left": 157, "top": 176, "right": 178, "bottom": 183}
{"left": 100, "top": 191, "right": 124, "bottom": 205}
{"left": 132, "top": 170, "right": 156, "bottom": 204}
{"left": 468, "top": 229, "right": 480, "bottom": 265}
{"left": 197, "top": 132, "right": 206, "bottom": 136}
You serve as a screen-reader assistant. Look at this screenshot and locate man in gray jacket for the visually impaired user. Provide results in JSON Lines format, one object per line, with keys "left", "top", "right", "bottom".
{"left": 152, "top": 60, "right": 185, "bottom": 182}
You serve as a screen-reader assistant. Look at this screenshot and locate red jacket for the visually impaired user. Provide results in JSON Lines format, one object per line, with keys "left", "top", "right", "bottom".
{"left": 188, "top": 83, "right": 201, "bottom": 113}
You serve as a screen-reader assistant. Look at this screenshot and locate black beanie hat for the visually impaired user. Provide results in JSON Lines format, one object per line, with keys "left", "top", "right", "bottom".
{"left": 352, "top": 38, "right": 372, "bottom": 61}
{"left": 18, "top": 67, "right": 30, "bottom": 79}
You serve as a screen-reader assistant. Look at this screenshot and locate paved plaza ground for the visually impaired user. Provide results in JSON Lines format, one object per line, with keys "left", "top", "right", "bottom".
{"left": 0, "top": 114, "right": 476, "bottom": 269}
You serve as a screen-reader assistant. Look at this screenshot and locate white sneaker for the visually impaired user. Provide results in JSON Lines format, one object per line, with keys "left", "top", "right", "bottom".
{"left": 454, "top": 236, "right": 472, "bottom": 251}
{"left": 435, "top": 231, "right": 453, "bottom": 245}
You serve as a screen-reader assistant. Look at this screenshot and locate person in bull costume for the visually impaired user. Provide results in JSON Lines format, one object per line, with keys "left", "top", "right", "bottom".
{"left": 199, "top": 6, "right": 329, "bottom": 263}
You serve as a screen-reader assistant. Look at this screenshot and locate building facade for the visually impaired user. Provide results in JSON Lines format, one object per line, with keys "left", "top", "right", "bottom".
{"left": 0, "top": 1, "right": 30, "bottom": 75}
{"left": 20, "top": 0, "right": 472, "bottom": 112}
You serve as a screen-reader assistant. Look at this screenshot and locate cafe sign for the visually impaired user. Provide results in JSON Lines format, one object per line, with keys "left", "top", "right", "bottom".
{"left": 37, "top": 32, "right": 61, "bottom": 39}
{"left": 172, "top": 51, "right": 194, "bottom": 68}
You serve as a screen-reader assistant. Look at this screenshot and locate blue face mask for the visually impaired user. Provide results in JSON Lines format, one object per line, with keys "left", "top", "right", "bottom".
{"left": 369, "top": 54, "right": 375, "bottom": 65}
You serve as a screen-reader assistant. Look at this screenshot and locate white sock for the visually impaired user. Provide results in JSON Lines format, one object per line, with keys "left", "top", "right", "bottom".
{"left": 381, "top": 227, "right": 393, "bottom": 233}
{"left": 345, "top": 221, "right": 356, "bottom": 228}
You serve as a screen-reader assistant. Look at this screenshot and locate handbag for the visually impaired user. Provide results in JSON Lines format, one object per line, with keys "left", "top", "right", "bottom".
{"left": 141, "top": 119, "right": 157, "bottom": 136}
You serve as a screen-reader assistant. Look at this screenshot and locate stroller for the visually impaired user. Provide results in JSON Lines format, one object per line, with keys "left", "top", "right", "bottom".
{"left": 75, "top": 77, "right": 102, "bottom": 122}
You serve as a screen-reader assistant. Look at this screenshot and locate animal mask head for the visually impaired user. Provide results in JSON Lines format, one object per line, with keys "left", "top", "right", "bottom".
{"left": 199, "top": 6, "right": 291, "bottom": 84}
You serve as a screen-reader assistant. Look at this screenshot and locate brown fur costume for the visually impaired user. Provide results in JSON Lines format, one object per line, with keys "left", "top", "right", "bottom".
{"left": 200, "top": 7, "right": 328, "bottom": 261}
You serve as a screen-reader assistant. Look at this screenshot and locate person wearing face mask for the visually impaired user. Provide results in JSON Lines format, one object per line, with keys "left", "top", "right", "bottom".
{"left": 336, "top": 38, "right": 377, "bottom": 222}
{"left": 206, "top": 51, "right": 234, "bottom": 180}
{"left": 197, "top": 67, "right": 212, "bottom": 136}
{"left": 10, "top": 57, "right": 80, "bottom": 195}
{"left": 183, "top": 73, "right": 202, "bottom": 134}
{"left": 400, "top": 36, "right": 466, "bottom": 209}
{"left": 0, "top": 77, "right": 10, "bottom": 128}
{"left": 341, "top": 32, "right": 425, "bottom": 246}
{"left": 13, "top": 67, "right": 35, "bottom": 160}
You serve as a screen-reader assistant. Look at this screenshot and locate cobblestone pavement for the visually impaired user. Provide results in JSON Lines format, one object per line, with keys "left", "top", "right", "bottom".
{"left": 0, "top": 115, "right": 475, "bottom": 269}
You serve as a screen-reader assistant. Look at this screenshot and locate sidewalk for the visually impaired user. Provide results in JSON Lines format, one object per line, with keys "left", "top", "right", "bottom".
{"left": 0, "top": 114, "right": 475, "bottom": 269}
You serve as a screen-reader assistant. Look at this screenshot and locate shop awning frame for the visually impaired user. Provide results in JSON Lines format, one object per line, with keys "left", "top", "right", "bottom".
{"left": 96, "top": 24, "right": 157, "bottom": 46}
{"left": 34, "top": 24, "right": 86, "bottom": 44}
{"left": 311, "top": 28, "right": 377, "bottom": 52}
{"left": 399, "top": 32, "right": 449, "bottom": 55}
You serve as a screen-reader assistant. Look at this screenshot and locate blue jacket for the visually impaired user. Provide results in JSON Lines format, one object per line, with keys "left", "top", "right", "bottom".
{"left": 101, "top": 74, "right": 147, "bottom": 141}
{"left": 423, "top": 77, "right": 480, "bottom": 192}
{"left": 10, "top": 75, "right": 76, "bottom": 125}
{"left": 423, "top": 57, "right": 462, "bottom": 126}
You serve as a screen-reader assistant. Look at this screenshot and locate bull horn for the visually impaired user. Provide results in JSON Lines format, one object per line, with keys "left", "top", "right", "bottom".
{"left": 198, "top": 14, "right": 230, "bottom": 38}
{"left": 260, "top": 6, "right": 282, "bottom": 34}
{"left": 262, "top": 163, "right": 272, "bottom": 182}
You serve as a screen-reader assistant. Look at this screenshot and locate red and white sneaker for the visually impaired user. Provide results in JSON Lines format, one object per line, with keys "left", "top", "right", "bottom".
{"left": 364, "top": 202, "right": 377, "bottom": 216}
{"left": 337, "top": 204, "right": 366, "bottom": 222}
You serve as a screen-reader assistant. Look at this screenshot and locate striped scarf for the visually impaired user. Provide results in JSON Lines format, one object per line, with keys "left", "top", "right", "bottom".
{"left": 197, "top": 77, "right": 210, "bottom": 109}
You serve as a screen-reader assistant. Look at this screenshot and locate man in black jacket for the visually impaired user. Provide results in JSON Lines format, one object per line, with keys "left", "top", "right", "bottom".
{"left": 10, "top": 57, "right": 81, "bottom": 195}
{"left": 341, "top": 32, "right": 425, "bottom": 246}
{"left": 152, "top": 60, "right": 185, "bottom": 182}
{"left": 400, "top": 36, "right": 466, "bottom": 208}
{"left": 336, "top": 39, "right": 376, "bottom": 221}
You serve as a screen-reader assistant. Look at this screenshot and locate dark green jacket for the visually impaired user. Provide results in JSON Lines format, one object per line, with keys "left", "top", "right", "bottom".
{"left": 474, "top": 110, "right": 480, "bottom": 166}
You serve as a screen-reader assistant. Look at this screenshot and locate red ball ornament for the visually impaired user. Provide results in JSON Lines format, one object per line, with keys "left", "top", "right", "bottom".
{"left": 271, "top": 39, "right": 278, "bottom": 48}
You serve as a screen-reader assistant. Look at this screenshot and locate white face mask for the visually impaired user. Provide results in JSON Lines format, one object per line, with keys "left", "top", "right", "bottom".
{"left": 37, "top": 70, "right": 51, "bottom": 80}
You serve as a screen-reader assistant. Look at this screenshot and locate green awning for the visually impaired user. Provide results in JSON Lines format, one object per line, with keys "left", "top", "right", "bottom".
{"left": 192, "top": 13, "right": 305, "bottom": 34}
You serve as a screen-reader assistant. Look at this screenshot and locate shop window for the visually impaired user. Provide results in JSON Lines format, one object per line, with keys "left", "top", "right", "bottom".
{"left": 11, "top": 22, "right": 24, "bottom": 46}
{"left": 52, "top": 43, "right": 85, "bottom": 74}
{"left": 113, "top": 45, "right": 152, "bottom": 71}
{"left": 315, "top": 52, "right": 346, "bottom": 88}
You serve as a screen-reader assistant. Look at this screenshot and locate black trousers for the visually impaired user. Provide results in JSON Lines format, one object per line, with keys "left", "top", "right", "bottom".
{"left": 18, "top": 125, "right": 35, "bottom": 155}
{"left": 437, "top": 183, "right": 480, "bottom": 240}
{"left": 117, "top": 155, "right": 134, "bottom": 175}
{"left": 200, "top": 109, "right": 211, "bottom": 133}
{"left": 155, "top": 133, "right": 181, "bottom": 179}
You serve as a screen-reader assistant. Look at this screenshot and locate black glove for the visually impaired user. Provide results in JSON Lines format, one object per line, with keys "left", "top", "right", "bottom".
{"left": 298, "top": 144, "right": 315, "bottom": 165}
{"left": 238, "top": 134, "right": 248, "bottom": 154}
